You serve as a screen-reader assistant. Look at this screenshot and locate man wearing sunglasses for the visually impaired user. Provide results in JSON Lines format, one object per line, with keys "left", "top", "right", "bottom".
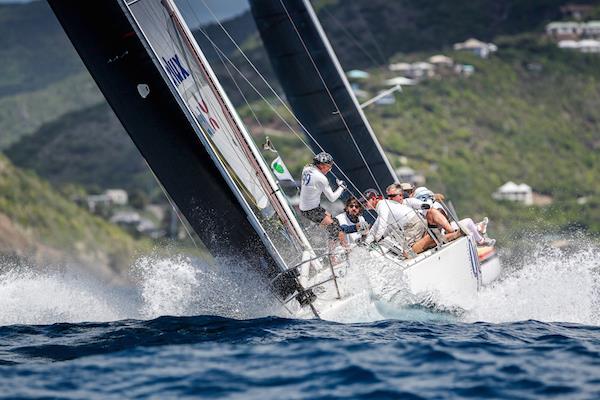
{"left": 335, "top": 197, "right": 369, "bottom": 245}
{"left": 363, "top": 184, "right": 461, "bottom": 255}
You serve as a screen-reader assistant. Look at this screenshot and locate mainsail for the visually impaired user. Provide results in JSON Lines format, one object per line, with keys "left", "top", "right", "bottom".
{"left": 250, "top": 0, "right": 397, "bottom": 196}
{"left": 48, "top": 0, "right": 312, "bottom": 283}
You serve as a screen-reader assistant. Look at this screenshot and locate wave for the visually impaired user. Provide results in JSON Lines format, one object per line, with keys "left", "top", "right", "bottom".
{"left": 0, "top": 254, "right": 283, "bottom": 326}
{"left": 0, "top": 234, "right": 598, "bottom": 326}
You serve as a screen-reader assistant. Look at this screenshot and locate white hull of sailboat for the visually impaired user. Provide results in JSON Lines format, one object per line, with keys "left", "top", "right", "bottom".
{"left": 480, "top": 255, "right": 502, "bottom": 285}
{"left": 296, "top": 236, "right": 480, "bottom": 321}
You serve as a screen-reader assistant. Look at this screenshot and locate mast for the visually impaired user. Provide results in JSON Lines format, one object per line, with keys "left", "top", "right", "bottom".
{"left": 250, "top": 0, "right": 398, "bottom": 196}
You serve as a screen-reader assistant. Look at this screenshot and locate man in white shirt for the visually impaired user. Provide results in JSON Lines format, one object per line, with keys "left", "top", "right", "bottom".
{"left": 364, "top": 185, "right": 461, "bottom": 254}
{"left": 299, "top": 152, "right": 347, "bottom": 244}
{"left": 335, "top": 197, "right": 369, "bottom": 245}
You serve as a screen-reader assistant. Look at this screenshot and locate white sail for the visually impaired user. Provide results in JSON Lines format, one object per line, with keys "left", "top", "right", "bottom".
{"left": 128, "top": 0, "right": 269, "bottom": 209}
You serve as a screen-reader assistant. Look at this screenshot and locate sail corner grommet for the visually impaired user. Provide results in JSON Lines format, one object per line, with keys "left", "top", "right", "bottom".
{"left": 137, "top": 84, "right": 150, "bottom": 98}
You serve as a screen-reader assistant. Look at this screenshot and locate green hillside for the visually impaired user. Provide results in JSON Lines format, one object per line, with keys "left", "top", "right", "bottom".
{"left": 246, "top": 34, "right": 600, "bottom": 238}
{"left": 0, "top": 153, "right": 150, "bottom": 273}
{"left": 0, "top": 1, "right": 84, "bottom": 97}
{"left": 5, "top": 103, "right": 159, "bottom": 197}
{"left": 370, "top": 36, "right": 600, "bottom": 237}
{"left": 0, "top": 72, "right": 102, "bottom": 149}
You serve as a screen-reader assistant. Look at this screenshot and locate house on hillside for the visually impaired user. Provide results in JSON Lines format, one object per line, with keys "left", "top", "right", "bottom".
{"left": 104, "top": 189, "right": 128, "bottom": 205}
{"left": 388, "top": 62, "right": 412, "bottom": 73}
{"left": 453, "top": 38, "right": 497, "bottom": 58}
{"left": 578, "top": 39, "right": 600, "bottom": 53}
{"left": 560, "top": 4, "right": 594, "bottom": 20}
{"left": 346, "top": 69, "right": 370, "bottom": 80}
{"left": 428, "top": 54, "right": 454, "bottom": 68}
{"left": 583, "top": 21, "right": 600, "bottom": 38}
{"left": 492, "top": 181, "right": 533, "bottom": 205}
{"left": 454, "top": 64, "right": 475, "bottom": 77}
{"left": 384, "top": 76, "right": 417, "bottom": 87}
{"left": 546, "top": 22, "right": 583, "bottom": 40}
{"left": 387, "top": 62, "right": 434, "bottom": 80}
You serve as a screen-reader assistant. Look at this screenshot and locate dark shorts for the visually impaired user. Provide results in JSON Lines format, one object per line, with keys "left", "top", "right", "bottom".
{"left": 301, "top": 207, "right": 342, "bottom": 239}
{"left": 301, "top": 206, "right": 328, "bottom": 224}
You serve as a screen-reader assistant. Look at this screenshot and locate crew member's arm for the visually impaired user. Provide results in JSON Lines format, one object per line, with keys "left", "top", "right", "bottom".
{"left": 339, "top": 224, "right": 358, "bottom": 234}
{"left": 365, "top": 205, "right": 389, "bottom": 243}
{"left": 322, "top": 182, "right": 344, "bottom": 202}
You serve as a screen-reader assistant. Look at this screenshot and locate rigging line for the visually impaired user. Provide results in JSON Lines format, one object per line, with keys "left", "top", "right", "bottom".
{"left": 190, "top": 0, "right": 316, "bottom": 154}
{"left": 190, "top": 1, "right": 376, "bottom": 213}
{"left": 279, "top": 4, "right": 432, "bottom": 240}
{"left": 163, "top": 11, "right": 267, "bottom": 202}
{"left": 214, "top": 40, "right": 265, "bottom": 133}
{"left": 320, "top": 7, "right": 382, "bottom": 67}
{"left": 279, "top": 0, "right": 384, "bottom": 195}
{"left": 352, "top": 1, "right": 387, "bottom": 67}
{"left": 193, "top": 25, "right": 378, "bottom": 220}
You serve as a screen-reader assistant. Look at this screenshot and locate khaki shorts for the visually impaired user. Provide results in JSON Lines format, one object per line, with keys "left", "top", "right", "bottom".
{"left": 403, "top": 216, "right": 426, "bottom": 246}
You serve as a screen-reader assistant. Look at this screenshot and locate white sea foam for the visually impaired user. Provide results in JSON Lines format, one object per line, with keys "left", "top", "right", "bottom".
{"left": 464, "top": 238, "right": 600, "bottom": 325}
{"left": 0, "top": 265, "right": 136, "bottom": 325}
{"left": 0, "top": 254, "right": 284, "bottom": 326}
{"left": 0, "top": 236, "right": 598, "bottom": 326}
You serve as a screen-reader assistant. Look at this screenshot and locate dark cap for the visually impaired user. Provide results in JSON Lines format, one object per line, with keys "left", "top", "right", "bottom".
{"left": 363, "top": 188, "right": 381, "bottom": 200}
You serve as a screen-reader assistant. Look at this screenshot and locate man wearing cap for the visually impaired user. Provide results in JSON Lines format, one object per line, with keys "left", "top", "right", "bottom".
{"left": 299, "top": 152, "right": 347, "bottom": 244}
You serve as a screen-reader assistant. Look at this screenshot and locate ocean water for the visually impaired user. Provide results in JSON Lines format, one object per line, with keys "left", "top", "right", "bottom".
{"left": 0, "top": 239, "right": 599, "bottom": 399}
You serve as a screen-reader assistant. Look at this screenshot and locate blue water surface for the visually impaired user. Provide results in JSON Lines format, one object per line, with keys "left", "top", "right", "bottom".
{"left": 0, "top": 316, "right": 598, "bottom": 399}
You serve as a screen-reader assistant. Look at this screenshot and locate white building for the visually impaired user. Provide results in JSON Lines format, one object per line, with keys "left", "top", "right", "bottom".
{"left": 546, "top": 22, "right": 583, "bottom": 40}
{"left": 428, "top": 54, "right": 454, "bottom": 67}
{"left": 578, "top": 39, "right": 600, "bottom": 53}
{"left": 453, "top": 38, "right": 498, "bottom": 58}
{"left": 583, "top": 21, "right": 600, "bottom": 38}
{"left": 492, "top": 181, "right": 533, "bottom": 205}
{"left": 383, "top": 76, "right": 417, "bottom": 86}
{"left": 104, "top": 189, "right": 128, "bottom": 205}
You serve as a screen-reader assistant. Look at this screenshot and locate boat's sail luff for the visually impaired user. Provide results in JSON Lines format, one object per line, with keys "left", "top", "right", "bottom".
{"left": 46, "top": 0, "right": 282, "bottom": 274}
{"left": 250, "top": 0, "right": 397, "bottom": 195}
{"left": 159, "top": 0, "right": 313, "bottom": 255}
{"left": 124, "top": 0, "right": 312, "bottom": 267}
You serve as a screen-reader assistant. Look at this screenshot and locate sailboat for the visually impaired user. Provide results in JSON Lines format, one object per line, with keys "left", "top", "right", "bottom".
{"left": 249, "top": 0, "right": 501, "bottom": 286}
{"left": 48, "top": 0, "right": 485, "bottom": 321}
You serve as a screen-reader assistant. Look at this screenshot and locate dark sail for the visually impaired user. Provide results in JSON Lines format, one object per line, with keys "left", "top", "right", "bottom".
{"left": 47, "top": 0, "right": 279, "bottom": 272}
{"left": 250, "top": 0, "right": 397, "bottom": 196}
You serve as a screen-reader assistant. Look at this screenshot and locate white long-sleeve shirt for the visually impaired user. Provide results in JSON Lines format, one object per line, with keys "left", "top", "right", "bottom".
{"left": 335, "top": 212, "right": 367, "bottom": 244}
{"left": 299, "top": 165, "right": 344, "bottom": 211}
{"left": 366, "top": 199, "right": 418, "bottom": 243}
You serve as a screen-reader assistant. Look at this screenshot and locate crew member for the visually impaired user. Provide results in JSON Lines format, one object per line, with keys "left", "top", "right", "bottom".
{"left": 299, "top": 152, "right": 346, "bottom": 244}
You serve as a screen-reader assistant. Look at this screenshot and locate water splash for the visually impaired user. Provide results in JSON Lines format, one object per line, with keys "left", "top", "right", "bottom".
{"left": 0, "top": 254, "right": 284, "bottom": 326}
{"left": 465, "top": 237, "right": 600, "bottom": 325}
{"left": 0, "top": 264, "right": 136, "bottom": 326}
{"left": 0, "top": 235, "right": 598, "bottom": 326}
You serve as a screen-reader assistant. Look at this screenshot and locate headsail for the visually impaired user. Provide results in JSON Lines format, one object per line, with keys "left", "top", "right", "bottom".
{"left": 250, "top": 0, "right": 397, "bottom": 196}
{"left": 48, "top": 0, "right": 312, "bottom": 280}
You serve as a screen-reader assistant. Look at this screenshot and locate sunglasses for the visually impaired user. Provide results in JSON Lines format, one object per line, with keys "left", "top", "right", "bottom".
{"left": 347, "top": 204, "right": 362, "bottom": 209}
{"left": 386, "top": 193, "right": 402, "bottom": 199}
